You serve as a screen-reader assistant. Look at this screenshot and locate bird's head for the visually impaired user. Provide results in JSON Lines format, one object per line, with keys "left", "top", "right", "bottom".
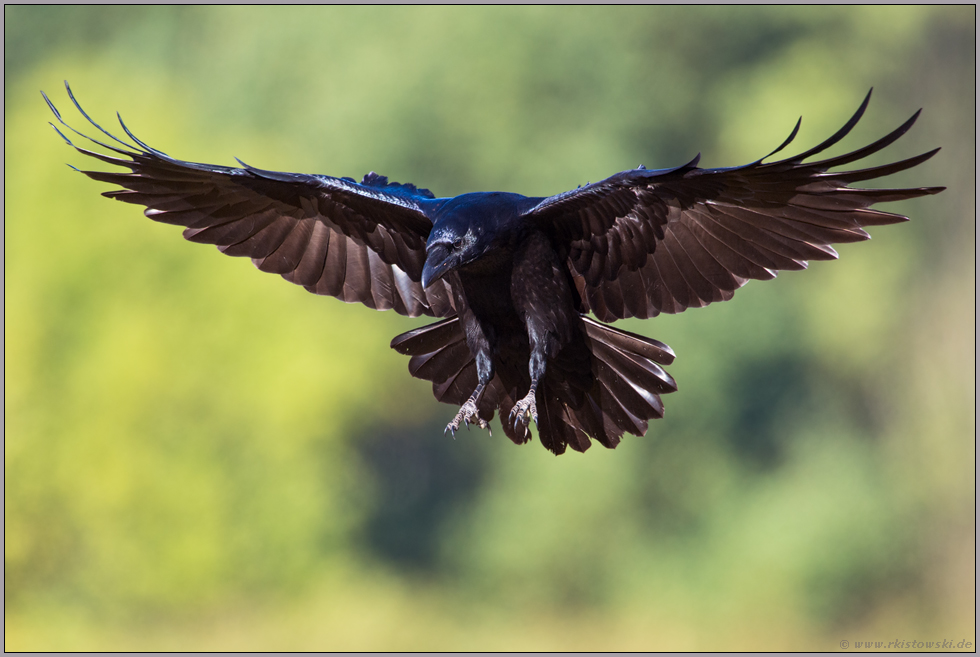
{"left": 421, "top": 192, "right": 525, "bottom": 289}
{"left": 421, "top": 220, "right": 482, "bottom": 289}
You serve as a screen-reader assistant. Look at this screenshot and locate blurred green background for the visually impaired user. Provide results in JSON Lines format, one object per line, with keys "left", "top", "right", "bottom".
{"left": 4, "top": 6, "right": 974, "bottom": 651}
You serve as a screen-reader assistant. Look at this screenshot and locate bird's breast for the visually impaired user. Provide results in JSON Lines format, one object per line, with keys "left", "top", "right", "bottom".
{"left": 457, "top": 265, "right": 524, "bottom": 333}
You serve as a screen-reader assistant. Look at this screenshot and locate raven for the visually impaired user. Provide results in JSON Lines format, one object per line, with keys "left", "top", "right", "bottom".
{"left": 45, "top": 84, "right": 943, "bottom": 455}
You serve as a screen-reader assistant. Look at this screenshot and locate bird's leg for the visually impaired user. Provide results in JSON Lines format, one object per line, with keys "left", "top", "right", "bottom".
{"left": 509, "top": 338, "right": 547, "bottom": 431}
{"left": 445, "top": 347, "right": 494, "bottom": 437}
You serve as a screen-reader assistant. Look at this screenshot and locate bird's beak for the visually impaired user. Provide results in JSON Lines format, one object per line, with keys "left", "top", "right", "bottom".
{"left": 421, "top": 244, "right": 452, "bottom": 290}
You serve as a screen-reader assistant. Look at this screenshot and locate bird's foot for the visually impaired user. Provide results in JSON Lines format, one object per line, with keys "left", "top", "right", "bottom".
{"left": 508, "top": 388, "right": 538, "bottom": 432}
{"left": 445, "top": 397, "right": 489, "bottom": 437}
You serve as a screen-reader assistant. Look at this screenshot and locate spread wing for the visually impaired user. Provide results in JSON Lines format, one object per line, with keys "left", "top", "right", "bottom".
{"left": 527, "top": 90, "right": 945, "bottom": 322}
{"left": 44, "top": 83, "right": 456, "bottom": 318}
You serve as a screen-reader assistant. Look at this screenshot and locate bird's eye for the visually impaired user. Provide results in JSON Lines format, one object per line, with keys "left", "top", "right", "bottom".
{"left": 452, "top": 237, "right": 464, "bottom": 250}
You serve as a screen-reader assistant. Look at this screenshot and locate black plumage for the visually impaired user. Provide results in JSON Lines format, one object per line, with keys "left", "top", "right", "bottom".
{"left": 45, "top": 84, "right": 943, "bottom": 455}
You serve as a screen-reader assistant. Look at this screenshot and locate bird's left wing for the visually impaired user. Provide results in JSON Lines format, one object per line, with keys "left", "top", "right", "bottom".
{"left": 526, "top": 91, "right": 944, "bottom": 322}
{"left": 45, "top": 84, "right": 456, "bottom": 318}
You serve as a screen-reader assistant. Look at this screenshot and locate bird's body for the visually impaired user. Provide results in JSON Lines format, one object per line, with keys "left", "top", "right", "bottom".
{"left": 412, "top": 192, "right": 677, "bottom": 451}
{"left": 45, "top": 85, "right": 943, "bottom": 454}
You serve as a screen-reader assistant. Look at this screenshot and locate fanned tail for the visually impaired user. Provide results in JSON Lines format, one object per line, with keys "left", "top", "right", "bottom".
{"left": 390, "top": 316, "right": 678, "bottom": 454}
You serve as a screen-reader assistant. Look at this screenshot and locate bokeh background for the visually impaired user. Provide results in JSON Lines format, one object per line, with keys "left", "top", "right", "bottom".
{"left": 5, "top": 6, "right": 975, "bottom": 651}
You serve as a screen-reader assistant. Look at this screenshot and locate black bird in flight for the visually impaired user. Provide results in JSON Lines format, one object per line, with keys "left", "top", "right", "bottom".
{"left": 45, "top": 84, "right": 943, "bottom": 455}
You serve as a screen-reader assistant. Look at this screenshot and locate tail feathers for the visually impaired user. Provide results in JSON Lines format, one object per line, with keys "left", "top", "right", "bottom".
{"left": 390, "top": 316, "right": 678, "bottom": 454}
{"left": 542, "top": 318, "right": 677, "bottom": 453}
{"left": 581, "top": 316, "right": 675, "bottom": 365}
{"left": 390, "top": 317, "right": 459, "bottom": 356}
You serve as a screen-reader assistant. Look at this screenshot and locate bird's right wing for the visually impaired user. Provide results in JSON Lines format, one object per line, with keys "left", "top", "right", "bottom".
{"left": 526, "top": 91, "right": 944, "bottom": 322}
{"left": 45, "top": 83, "right": 456, "bottom": 318}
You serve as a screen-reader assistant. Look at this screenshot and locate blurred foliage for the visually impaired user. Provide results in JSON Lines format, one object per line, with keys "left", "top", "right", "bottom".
{"left": 4, "top": 5, "right": 975, "bottom": 650}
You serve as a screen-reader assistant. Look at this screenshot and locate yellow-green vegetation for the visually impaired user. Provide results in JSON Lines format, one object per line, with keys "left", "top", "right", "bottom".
{"left": 5, "top": 6, "right": 974, "bottom": 651}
